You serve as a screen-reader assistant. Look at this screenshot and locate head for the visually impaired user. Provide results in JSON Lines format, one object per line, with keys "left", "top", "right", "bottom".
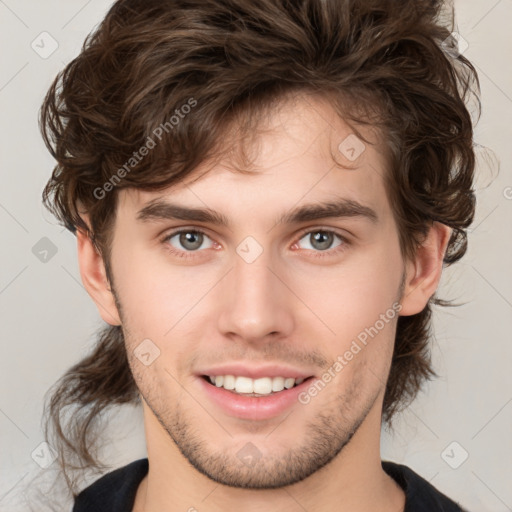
{"left": 40, "top": 0, "right": 479, "bottom": 496}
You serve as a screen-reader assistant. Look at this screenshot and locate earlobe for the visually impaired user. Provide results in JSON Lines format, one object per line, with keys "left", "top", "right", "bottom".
{"left": 399, "top": 222, "right": 452, "bottom": 316}
{"left": 76, "top": 225, "right": 121, "bottom": 326}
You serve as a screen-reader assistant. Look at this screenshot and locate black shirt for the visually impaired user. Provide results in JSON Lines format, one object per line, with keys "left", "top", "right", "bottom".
{"left": 73, "top": 458, "right": 468, "bottom": 511}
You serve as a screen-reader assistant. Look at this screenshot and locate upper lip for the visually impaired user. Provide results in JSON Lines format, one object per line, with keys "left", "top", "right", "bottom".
{"left": 196, "top": 363, "right": 315, "bottom": 380}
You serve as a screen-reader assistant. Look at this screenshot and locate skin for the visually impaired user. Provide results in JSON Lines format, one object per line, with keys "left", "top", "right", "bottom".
{"left": 77, "top": 93, "right": 451, "bottom": 512}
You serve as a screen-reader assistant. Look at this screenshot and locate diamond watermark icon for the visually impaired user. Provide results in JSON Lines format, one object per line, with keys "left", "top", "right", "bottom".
{"left": 31, "top": 442, "right": 57, "bottom": 469}
{"left": 236, "top": 236, "right": 264, "bottom": 264}
{"left": 441, "top": 441, "right": 469, "bottom": 469}
{"left": 441, "top": 32, "right": 469, "bottom": 59}
{"left": 31, "top": 32, "right": 59, "bottom": 59}
{"left": 236, "top": 442, "right": 262, "bottom": 468}
{"left": 32, "top": 237, "right": 58, "bottom": 263}
{"left": 338, "top": 134, "right": 366, "bottom": 161}
{"left": 134, "top": 338, "right": 161, "bottom": 366}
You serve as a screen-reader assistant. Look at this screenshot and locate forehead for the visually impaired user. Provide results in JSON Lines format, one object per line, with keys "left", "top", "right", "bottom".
{"left": 118, "top": 93, "right": 392, "bottom": 225}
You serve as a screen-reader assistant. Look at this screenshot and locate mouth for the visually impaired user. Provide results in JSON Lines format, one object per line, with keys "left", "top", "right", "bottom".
{"left": 200, "top": 374, "right": 315, "bottom": 397}
{"left": 196, "top": 364, "right": 318, "bottom": 420}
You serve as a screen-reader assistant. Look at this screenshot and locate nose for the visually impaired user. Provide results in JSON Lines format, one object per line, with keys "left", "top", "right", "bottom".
{"left": 216, "top": 248, "right": 295, "bottom": 344}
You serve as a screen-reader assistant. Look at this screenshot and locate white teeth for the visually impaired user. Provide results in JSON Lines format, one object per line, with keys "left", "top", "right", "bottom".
{"left": 271, "top": 376, "right": 285, "bottom": 392}
{"left": 284, "top": 378, "right": 295, "bottom": 389}
{"left": 208, "top": 375, "right": 306, "bottom": 394}
{"left": 223, "top": 374, "right": 236, "bottom": 390}
{"left": 235, "top": 376, "right": 253, "bottom": 394}
{"left": 253, "top": 377, "right": 272, "bottom": 394}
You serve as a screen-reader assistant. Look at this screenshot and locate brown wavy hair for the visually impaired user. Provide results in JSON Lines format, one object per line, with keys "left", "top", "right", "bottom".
{"left": 39, "top": 0, "right": 480, "bottom": 497}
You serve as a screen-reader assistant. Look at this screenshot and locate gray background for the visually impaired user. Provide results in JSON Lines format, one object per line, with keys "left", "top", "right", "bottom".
{"left": 0, "top": 0, "right": 511, "bottom": 510}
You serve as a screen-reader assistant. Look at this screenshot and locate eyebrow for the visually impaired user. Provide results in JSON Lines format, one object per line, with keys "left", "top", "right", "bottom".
{"left": 136, "top": 197, "right": 378, "bottom": 227}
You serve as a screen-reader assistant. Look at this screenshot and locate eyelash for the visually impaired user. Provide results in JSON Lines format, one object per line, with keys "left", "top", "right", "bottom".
{"left": 160, "top": 227, "right": 350, "bottom": 260}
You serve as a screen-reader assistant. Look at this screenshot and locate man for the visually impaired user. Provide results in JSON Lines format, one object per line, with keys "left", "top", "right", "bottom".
{"left": 40, "top": 0, "right": 479, "bottom": 510}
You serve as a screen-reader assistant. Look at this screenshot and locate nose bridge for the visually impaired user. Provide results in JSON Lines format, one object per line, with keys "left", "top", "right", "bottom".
{"left": 217, "top": 243, "right": 293, "bottom": 341}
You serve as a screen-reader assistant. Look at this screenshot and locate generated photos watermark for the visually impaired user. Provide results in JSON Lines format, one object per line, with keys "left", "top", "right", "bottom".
{"left": 298, "top": 301, "right": 402, "bottom": 405}
{"left": 93, "top": 97, "right": 197, "bottom": 200}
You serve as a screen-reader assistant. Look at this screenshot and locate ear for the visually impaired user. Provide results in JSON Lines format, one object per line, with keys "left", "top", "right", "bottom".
{"left": 76, "top": 216, "right": 121, "bottom": 326}
{"left": 399, "top": 222, "right": 452, "bottom": 316}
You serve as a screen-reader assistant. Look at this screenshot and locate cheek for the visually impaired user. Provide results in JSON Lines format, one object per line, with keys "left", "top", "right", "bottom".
{"left": 297, "top": 242, "right": 401, "bottom": 340}
{"left": 112, "top": 246, "right": 217, "bottom": 367}
{"left": 110, "top": 247, "right": 177, "bottom": 337}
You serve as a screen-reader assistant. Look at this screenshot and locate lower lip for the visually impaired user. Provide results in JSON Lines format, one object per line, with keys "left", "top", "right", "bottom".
{"left": 197, "top": 376, "right": 315, "bottom": 421}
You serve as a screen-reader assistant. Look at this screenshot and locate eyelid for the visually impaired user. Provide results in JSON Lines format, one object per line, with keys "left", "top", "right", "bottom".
{"left": 160, "top": 226, "right": 215, "bottom": 248}
{"left": 294, "top": 225, "right": 351, "bottom": 242}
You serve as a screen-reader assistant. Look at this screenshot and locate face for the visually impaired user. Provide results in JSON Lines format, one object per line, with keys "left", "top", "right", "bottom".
{"left": 106, "top": 93, "right": 407, "bottom": 488}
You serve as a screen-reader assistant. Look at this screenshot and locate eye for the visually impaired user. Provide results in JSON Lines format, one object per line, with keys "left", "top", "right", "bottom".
{"left": 162, "top": 228, "right": 215, "bottom": 258}
{"left": 293, "top": 229, "right": 348, "bottom": 257}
